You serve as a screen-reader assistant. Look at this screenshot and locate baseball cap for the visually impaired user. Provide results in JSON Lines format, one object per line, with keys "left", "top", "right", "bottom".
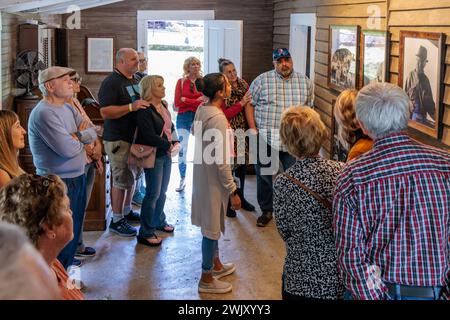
{"left": 38, "top": 66, "right": 76, "bottom": 85}
{"left": 272, "top": 48, "right": 291, "bottom": 61}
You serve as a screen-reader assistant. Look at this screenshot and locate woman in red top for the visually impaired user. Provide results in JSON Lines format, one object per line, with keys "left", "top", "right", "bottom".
{"left": 174, "top": 56, "right": 208, "bottom": 192}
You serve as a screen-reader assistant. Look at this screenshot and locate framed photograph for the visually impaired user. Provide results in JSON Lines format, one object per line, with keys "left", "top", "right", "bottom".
{"left": 328, "top": 25, "right": 360, "bottom": 92}
{"left": 330, "top": 99, "right": 348, "bottom": 162}
{"left": 85, "top": 36, "right": 116, "bottom": 73}
{"left": 360, "top": 30, "right": 390, "bottom": 88}
{"left": 398, "top": 30, "right": 445, "bottom": 138}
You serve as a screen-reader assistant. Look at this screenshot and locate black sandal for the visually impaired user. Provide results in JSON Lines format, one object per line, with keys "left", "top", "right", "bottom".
{"left": 157, "top": 224, "right": 175, "bottom": 233}
{"left": 136, "top": 234, "right": 162, "bottom": 247}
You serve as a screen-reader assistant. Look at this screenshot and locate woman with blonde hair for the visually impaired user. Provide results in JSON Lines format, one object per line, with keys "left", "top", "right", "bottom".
{"left": 134, "top": 75, "right": 180, "bottom": 247}
{"left": 0, "top": 110, "right": 26, "bottom": 188}
{"left": 333, "top": 89, "right": 373, "bottom": 161}
{"left": 273, "top": 107, "right": 344, "bottom": 300}
{"left": 0, "top": 174, "right": 84, "bottom": 300}
{"left": 173, "top": 56, "right": 208, "bottom": 192}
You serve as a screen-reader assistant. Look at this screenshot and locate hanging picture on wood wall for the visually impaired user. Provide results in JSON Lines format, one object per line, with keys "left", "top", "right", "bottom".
{"left": 86, "top": 35, "right": 116, "bottom": 73}
{"left": 328, "top": 25, "right": 360, "bottom": 92}
{"left": 360, "top": 30, "right": 390, "bottom": 87}
{"left": 398, "top": 30, "right": 445, "bottom": 138}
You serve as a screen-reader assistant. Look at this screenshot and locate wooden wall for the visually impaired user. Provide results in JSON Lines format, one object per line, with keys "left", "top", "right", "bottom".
{"left": 274, "top": 0, "right": 450, "bottom": 156}
{"left": 388, "top": 0, "right": 450, "bottom": 149}
{"left": 67, "top": 0, "right": 274, "bottom": 98}
{"left": 1, "top": 12, "right": 61, "bottom": 109}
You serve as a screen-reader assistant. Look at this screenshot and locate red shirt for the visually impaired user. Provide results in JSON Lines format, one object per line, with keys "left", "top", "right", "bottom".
{"left": 174, "top": 78, "right": 203, "bottom": 113}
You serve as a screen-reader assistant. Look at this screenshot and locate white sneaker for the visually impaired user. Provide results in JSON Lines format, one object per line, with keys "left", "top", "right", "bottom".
{"left": 175, "top": 178, "right": 186, "bottom": 192}
{"left": 212, "top": 263, "right": 236, "bottom": 279}
{"left": 198, "top": 278, "right": 232, "bottom": 294}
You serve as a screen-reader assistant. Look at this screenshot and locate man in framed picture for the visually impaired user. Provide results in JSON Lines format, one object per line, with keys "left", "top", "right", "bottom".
{"left": 404, "top": 45, "right": 436, "bottom": 127}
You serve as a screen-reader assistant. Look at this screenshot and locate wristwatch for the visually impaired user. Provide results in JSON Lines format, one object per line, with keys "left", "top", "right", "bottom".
{"left": 75, "top": 131, "right": 83, "bottom": 140}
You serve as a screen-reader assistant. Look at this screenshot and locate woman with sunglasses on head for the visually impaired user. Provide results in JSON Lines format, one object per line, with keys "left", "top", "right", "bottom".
{"left": 67, "top": 72, "right": 103, "bottom": 260}
{"left": 0, "top": 174, "right": 84, "bottom": 300}
{"left": 173, "top": 56, "right": 209, "bottom": 192}
{"left": 0, "top": 110, "right": 26, "bottom": 188}
{"left": 217, "top": 58, "right": 255, "bottom": 218}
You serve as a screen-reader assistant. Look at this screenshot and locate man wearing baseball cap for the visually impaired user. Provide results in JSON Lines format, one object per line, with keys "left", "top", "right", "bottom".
{"left": 245, "top": 48, "right": 313, "bottom": 227}
{"left": 28, "top": 66, "right": 97, "bottom": 269}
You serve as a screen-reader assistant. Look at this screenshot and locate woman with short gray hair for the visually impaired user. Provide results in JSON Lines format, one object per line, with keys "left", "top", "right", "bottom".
{"left": 273, "top": 107, "right": 344, "bottom": 300}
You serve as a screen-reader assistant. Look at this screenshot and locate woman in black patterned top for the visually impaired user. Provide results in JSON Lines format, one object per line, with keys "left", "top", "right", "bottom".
{"left": 274, "top": 107, "right": 344, "bottom": 300}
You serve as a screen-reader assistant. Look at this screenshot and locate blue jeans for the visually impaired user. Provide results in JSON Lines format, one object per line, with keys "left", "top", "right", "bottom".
{"left": 202, "top": 237, "right": 219, "bottom": 272}
{"left": 57, "top": 174, "right": 87, "bottom": 269}
{"left": 176, "top": 111, "right": 195, "bottom": 179}
{"left": 139, "top": 155, "right": 172, "bottom": 238}
{"left": 254, "top": 137, "right": 296, "bottom": 212}
{"left": 77, "top": 162, "right": 96, "bottom": 252}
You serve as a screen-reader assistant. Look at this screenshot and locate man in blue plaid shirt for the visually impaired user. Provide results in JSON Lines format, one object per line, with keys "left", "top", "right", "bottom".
{"left": 246, "top": 48, "right": 313, "bottom": 227}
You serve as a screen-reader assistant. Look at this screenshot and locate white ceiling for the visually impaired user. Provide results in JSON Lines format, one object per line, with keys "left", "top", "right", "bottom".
{"left": 0, "top": 0, "right": 124, "bottom": 14}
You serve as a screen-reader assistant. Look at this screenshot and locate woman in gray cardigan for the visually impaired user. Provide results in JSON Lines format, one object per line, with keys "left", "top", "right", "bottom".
{"left": 191, "top": 73, "right": 241, "bottom": 294}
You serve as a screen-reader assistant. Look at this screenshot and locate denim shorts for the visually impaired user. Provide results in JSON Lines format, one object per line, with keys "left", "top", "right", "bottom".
{"left": 104, "top": 140, "right": 135, "bottom": 190}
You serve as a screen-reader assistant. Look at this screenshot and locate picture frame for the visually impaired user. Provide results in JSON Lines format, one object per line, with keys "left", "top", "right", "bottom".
{"left": 398, "top": 30, "right": 445, "bottom": 139}
{"left": 85, "top": 35, "right": 116, "bottom": 74}
{"left": 328, "top": 25, "right": 360, "bottom": 92}
{"left": 330, "top": 99, "right": 348, "bottom": 162}
{"left": 360, "top": 30, "right": 390, "bottom": 88}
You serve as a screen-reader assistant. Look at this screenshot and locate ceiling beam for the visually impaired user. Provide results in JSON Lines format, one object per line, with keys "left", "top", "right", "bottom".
{"left": 0, "top": 0, "right": 34, "bottom": 10}
{"left": 39, "top": 0, "right": 123, "bottom": 14}
{"left": 3, "top": 0, "right": 70, "bottom": 12}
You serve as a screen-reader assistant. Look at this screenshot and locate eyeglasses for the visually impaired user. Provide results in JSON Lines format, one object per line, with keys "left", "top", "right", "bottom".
{"left": 71, "top": 77, "right": 82, "bottom": 84}
{"left": 31, "top": 174, "right": 56, "bottom": 195}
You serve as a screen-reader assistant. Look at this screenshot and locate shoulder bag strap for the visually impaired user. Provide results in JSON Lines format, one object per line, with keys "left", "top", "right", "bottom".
{"left": 280, "top": 173, "right": 332, "bottom": 210}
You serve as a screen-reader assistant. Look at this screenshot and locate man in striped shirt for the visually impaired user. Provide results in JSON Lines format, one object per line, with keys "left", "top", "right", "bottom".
{"left": 246, "top": 48, "right": 313, "bottom": 227}
{"left": 333, "top": 83, "right": 450, "bottom": 300}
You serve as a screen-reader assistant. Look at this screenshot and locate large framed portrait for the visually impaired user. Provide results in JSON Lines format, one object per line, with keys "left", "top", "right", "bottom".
{"left": 85, "top": 35, "right": 116, "bottom": 74}
{"left": 330, "top": 99, "right": 348, "bottom": 162}
{"left": 328, "top": 25, "right": 360, "bottom": 92}
{"left": 360, "top": 30, "right": 390, "bottom": 88}
{"left": 398, "top": 30, "right": 445, "bottom": 138}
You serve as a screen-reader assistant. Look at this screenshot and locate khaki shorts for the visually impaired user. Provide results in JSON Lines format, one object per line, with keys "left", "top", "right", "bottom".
{"left": 104, "top": 140, "right": 136, "bottom": 190}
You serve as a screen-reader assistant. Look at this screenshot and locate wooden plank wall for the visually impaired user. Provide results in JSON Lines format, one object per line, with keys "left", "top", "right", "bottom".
{"left": 274, "top": 0, "right": 386, "bottom": 157}
{"left": 388, "top": 0, "right": 450, "bottom": 148}
{"left": 1, "top": 12, "right": 61, "bottom": 109}
{"left": 274, "top": 0, "right": 450, "bottom": 156}
{"left": 67, "top": 0, "right": 274, "bottom": 98}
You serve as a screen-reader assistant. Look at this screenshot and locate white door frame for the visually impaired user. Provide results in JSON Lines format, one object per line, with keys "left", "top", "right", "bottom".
{"left": 136, "top": 10, "right": 215, "bottom": 54}
{"left": 289, "top": 13, "right": 316, "bottom": 85}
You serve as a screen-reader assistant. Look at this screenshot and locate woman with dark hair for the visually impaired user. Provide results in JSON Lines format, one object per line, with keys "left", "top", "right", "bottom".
{"left": 0, "top": 174, "right": 84, "bottom": 300}
{"left": 0, "top": 110, "right": 26, "bottom": 188}
{"left": 218, "top": 58, "right": 254, "bottom": 217}
{"left": 191, "top": 73, "right": 241, "bottom": 294}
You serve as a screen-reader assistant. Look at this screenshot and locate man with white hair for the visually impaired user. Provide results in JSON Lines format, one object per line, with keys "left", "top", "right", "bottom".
{"left": 28, "top": 66, "right": 97, "bottom": 269}
{"left": 333, "top": 83, "right": 450, "bottom": 300}
{"left": 0, "top": 222, "right": 61, "bottom": 299}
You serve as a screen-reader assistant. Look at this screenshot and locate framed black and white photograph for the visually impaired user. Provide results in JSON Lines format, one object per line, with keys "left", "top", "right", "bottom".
{"left": 328, "top": 25, "right": 360, "bottom": 92}
{"left": 331, "top": 99, "right": 348, "bottom": 162}
{"left": 86, "top": 35, "right": 116, "bottom": 74}
{"left": 360, "top": 30, "right": 390, "bottom": 88}
{"left": 398, "top": 30, "right": 445, "bottom": 138}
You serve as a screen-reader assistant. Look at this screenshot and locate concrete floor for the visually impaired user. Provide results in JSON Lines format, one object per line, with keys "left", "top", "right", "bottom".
{"left": 80, "top": 163, "right": 285, "bottom": 300}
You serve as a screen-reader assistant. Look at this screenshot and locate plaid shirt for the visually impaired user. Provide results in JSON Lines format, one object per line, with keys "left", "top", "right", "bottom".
{"left": 249, "top": 69, "right": 313, "bottom": 151}
{"left": 333, "top": 132, "right": 450, "bottom": 300}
